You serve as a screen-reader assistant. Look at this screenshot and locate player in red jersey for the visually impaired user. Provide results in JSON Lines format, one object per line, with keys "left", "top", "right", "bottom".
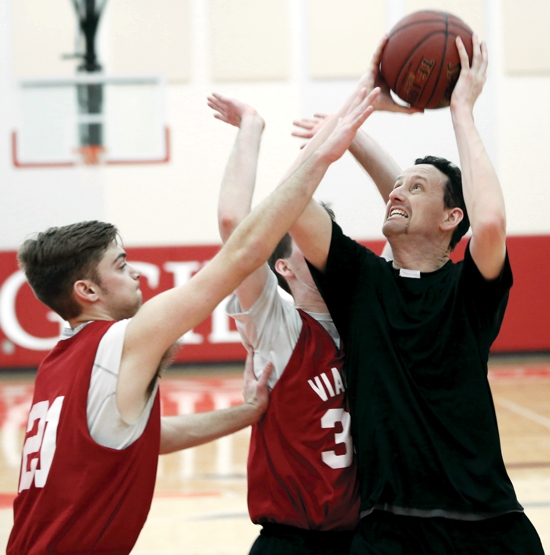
{"left": 209, "top": 77, "right": 411, "bottom": 554}
{"left": 7, "top": 83, "right": 381, "bottom": 555}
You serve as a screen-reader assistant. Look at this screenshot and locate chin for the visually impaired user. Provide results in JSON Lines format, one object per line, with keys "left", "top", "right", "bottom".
{"left": 382, "top": 221, "right": 395, "bottom": 237}
{"left": 383, "top": 219, "right": 406, "bottom": 236}
{"left": 116, "top": 300, "right": 142, "bottom": 321}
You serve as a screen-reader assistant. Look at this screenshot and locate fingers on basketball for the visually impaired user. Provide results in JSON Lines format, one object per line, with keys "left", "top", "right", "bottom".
{"left": 379, "top": 10, "right": 474, "bottom": 109}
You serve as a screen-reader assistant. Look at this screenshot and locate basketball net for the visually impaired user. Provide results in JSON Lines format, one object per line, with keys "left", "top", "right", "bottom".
{"left": 76, "top": 145, "right": 106, "bottom": 165}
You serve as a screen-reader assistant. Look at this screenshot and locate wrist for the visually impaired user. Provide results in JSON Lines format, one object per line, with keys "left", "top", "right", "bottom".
{"left": 450, "top": 99, "right": 474, "bottom": 118}
{"left": 450, "top": 103, "right": 475, "bottom": 128}
{"left": 243, "top": 400, "right": 265, "bottom": 423}
{"left": 241, "top": 111, "right": 265, "bottom": 132}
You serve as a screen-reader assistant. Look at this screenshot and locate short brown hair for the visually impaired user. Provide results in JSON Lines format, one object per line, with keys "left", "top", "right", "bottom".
{"left": 18, "top": 221, "right": 118, "bottom": 320}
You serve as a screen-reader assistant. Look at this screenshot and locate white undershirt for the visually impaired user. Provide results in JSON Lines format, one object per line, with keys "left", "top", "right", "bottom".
{"left": 61, "top": 320, "right": 158, "bottom": 450}
{"left": 226, "top": 270, "right": 339, "bottom": 389}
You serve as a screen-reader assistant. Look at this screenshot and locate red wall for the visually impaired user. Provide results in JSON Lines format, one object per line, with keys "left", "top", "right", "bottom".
{"left": 455, "top": 236, "right": 550, "bottom": 352}
{"left": 0, "top": 235, "right": 548, "bottom": 368}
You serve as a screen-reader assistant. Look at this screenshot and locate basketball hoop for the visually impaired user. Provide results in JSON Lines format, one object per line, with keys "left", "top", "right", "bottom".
{"left": 13, "top": 75, "right": 169, "bottom": 168}
{"left": 76, "top": 144, "right": 106, "bottom": 165}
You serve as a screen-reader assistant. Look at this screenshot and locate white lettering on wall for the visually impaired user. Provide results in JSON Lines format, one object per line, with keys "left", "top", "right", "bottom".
{"left": 209, "top": 297, "right": 241, "bottom": 344}
{"left": 0, "top": 257, "right": 240, "bottom": 355}
{"left": 0, "top": 270, "right": 65, "bottom": 351}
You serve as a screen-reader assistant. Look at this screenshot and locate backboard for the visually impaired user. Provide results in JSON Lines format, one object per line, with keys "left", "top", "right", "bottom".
{"left": 12, "top": 74, "right": 170, "bottom": 167}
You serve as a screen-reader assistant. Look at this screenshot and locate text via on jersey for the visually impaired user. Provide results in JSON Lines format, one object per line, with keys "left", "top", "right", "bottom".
{"left": 308, "top": 367, "right": 345, "bottom": 401}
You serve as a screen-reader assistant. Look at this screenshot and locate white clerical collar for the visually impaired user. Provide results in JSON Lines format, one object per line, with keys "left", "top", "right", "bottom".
{"left": 399, "top": 268, "right": 421, "bottom": 279}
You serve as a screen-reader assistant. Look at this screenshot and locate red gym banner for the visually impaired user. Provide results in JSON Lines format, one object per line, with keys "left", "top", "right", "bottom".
{"left": 0, "top": 244, "right": 247, "bottom": 368}
{"left": 0, "top": 236, "right": 549, "bottom": 369}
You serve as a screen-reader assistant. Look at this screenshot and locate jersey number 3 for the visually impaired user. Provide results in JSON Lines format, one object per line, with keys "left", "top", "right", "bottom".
{"left": 19, "top": 397, "right": 64, "bottom": 492}
{"left": 321, "top": 408, "right": 352, "bottom": 469}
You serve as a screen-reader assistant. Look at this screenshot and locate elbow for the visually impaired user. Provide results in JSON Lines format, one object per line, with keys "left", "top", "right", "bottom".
{"left": 473, "top": 213, "right": 507, "bottom": 246}
{"left": 218, "top": 213, "right": 241, "bottom": 243}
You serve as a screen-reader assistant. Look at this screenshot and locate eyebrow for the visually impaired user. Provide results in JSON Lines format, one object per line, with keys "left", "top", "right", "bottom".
{"left": 112, "top": 252, "right": 127, "bottom": 265}
{"left": 394, "top": 174, "right": 429, "bottom": 185}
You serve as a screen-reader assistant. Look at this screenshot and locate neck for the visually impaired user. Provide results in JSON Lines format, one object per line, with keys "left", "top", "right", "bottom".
{"left": 291, "top": 288, "right": 328, "bottom": 314}
{"left": 68, "top": 308, "right": 113, "bottom": 330}
{"left": 388, "top": 236, "right": 451, "bottom": 273}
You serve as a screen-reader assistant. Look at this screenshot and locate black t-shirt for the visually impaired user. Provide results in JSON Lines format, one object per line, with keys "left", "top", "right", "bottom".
{"left": 308, "top": 221, "right": 522, "bottom": 518}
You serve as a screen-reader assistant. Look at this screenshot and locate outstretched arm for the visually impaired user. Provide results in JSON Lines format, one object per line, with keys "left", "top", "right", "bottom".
{"left": 348, "top": 130, "right": 401, "bottom": 205}
{"left": 293, "top": 115, "right": 401, "bottom": 205}
{"left": 286, "top": 37, "right": 417, "bottom": 269}
{"left": 283, "top": 36, "right": 413, "bottom": 185}
{"left": 209, "top": 93, "right": 270, "bottom": 310}
{"left": 451, "top": 35, "right": 506, "bottom": 279}
{"left": 292, "top": 115, "right": 398, "bottom": 263}
{"left": 160, "top": 353, "right": 272, "bottom": 454}
{"left": 210, "top": 93, "right": 265, "bottom": 242}
{"left": 118, "top": 86, "right": 380, "bottom": 423}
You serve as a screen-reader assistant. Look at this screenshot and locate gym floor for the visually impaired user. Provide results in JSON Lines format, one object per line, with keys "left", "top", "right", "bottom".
{"left": 0, "top": 355, "right": 548, "bottom": 554}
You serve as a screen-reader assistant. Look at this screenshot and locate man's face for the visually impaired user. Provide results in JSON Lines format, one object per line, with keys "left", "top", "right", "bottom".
{"left": 94, "top": 243, "right": 142, "bottom": 320}
{"left": 383, "top": 164, "right": 448, "bottom": 242}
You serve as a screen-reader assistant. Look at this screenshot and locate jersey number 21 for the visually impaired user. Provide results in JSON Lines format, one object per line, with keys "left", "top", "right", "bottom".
{"left": 19, "top": 397, "right": 64, "bottom": 492}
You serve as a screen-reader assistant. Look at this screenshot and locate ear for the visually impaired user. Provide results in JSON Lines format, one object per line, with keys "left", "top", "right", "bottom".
{"left": 73, "top": 279, "right": 100, "bottom": 305}
{"left": 441, "top": 207, "right": 463, "bottom": 232}
{"left": 274, "top": 258, "right": 293, "bottom": 279}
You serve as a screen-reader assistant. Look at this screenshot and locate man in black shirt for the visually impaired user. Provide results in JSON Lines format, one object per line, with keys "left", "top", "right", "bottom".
{"left": 283, "top": 35, "right": 544, "bottom": 554}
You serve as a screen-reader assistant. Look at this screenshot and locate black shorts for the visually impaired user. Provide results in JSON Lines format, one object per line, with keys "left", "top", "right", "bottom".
{"left": 351, "top": 510, "right": 544, "bottom": 555}
{"left": 249, "top": 523, "right": 355, "bottom": 555}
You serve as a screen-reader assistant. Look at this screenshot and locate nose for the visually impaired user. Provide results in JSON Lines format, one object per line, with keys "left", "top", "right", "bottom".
{"left": 389, "top": 185, "right": 405, "bottom": 202}
{"left": 129, "top": 264, "right": 141, "bottom": 280}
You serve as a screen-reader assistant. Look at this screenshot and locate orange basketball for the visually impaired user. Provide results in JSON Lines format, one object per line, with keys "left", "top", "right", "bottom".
{"left": 380, "top": 10, "right": 474, "bottom": 109}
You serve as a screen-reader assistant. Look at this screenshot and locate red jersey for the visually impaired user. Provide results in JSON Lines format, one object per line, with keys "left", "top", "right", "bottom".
{"left": 247, "top": 310, "right": 360, "bottom": 531}
{"left": 7, "top": 320, "right": 160, "bottom": 555}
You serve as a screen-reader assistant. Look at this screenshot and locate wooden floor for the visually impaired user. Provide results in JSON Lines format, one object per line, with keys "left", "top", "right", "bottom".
{"left": 0, "top": 355, "right": 548, "bottom": 554}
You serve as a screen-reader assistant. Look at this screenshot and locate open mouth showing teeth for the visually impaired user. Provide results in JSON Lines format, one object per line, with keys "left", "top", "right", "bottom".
{"left": 389, "top": 209, "right": 408, "bottom": 218}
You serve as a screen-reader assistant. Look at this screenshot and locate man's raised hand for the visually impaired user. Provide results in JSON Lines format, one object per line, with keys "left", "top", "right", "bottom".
{"left": 364, "top": 36, "right": 423, "bottom": 115}
{"left": 451, "top": 34, "right": 488, "bottom": 114}
{"left": 208, "top": 92, "right": 265, "bottom": 130}
{"left": 316, "top": 87, "right": 380, "bottom": 164}
{"left": 291, "top": 114, "right": 330, "bottom": 149}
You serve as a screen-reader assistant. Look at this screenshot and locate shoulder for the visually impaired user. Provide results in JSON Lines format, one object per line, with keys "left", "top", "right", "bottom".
{"left": 96, "top": 320, "right": 131, "bottom": 353}
{"left": 228, "top": 270, "right": 295, "bottom": 320}
{"left": 461, "top": 240, "right": 512, "bottom": 292}
{"left": 316, "top": 222, "right": 379, "bottom": 277}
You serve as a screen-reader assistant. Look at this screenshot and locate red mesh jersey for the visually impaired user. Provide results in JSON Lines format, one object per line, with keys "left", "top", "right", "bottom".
{"left": 247, "top": 311, "right": 360, "bottom": 531}
{"left": 8, "top": 320, "right": 160, "bottom": 555}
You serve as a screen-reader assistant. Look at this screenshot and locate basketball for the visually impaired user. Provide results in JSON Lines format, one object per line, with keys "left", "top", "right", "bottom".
{"left": 380, "top": 10, "right": 474, "bottom": 109}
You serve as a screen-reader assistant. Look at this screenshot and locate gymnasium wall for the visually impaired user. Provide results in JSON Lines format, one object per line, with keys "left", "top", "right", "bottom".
{"left": 0, "top": 234, "right": 548, "bottom": 369}
{"left": 0, "top": 0, "right": 548, "bottom": 362}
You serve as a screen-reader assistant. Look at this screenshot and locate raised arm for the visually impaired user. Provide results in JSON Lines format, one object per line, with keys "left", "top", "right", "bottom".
{"left": 451, "top": 35, "right": 506, "bottom": 279}
{"left": 209, "top": 93, "right": 270, "bottom": 310}
{"left": 287, "top": 37, "right": 419, "bottom": 270}
{"left": 118, "top": 85, "right": 380, "bottom": 422}
{"left": 160, "top": 354, "right": 272, "bottom": 454}
{"left": 348, "top": 131, "right": 401, "bottom": 204}
{"left": 293, "top": 116, "right": 400, "bottom": 205}
{"left": 209, "top": 93, "right": 264, "bottom": 242}
{"left": 286, "top": 36, "right": 418, "bottom": 184}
